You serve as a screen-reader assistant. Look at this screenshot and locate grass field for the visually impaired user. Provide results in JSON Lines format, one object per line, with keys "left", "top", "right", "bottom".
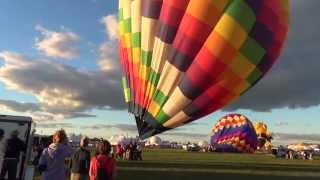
{"left": 35, "top": 149, "right": 320, "bottom": 180}
{"left": 117, "top": 149, "right": 320, "bottom": 180}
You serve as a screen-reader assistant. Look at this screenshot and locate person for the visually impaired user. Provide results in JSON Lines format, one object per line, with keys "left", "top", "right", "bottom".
{"left": 39, "top": 129, "right": 72, "bottom": 180}
{"left": 31, "top": 145, "right": 38, "bottom": 165}
{"left": 136, "top": 143, "right": 142, "bottom": 161}
{"left": 89, "top": 140, "right": 116, "bottom": 180}
{"left": 0, "top": 130, "right": 26, "bottom": 180}
{"left": 115, "top": 144, "right": 123, "bottom": 160}
{"left": 70, "top": 136, "right": 91, "bottom": 180}
{"left": 32, "top": 144, "right": 43, "bottom": 166}
{"left": 0, "top": 129, "right": 5, "bottom": 174}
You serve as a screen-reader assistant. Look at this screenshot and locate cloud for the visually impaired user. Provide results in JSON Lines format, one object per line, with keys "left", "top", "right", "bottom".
{"left": 36, "top": 122, "right": 74, "bottom": 129}
{"left": 273, "top": 133, "right": 320, "bottom": 145}
{"left": 187, "top": 122, "right": 210, "bottom": 127}
{"left": 100, "top": 15, "right": 118, "bottom": 40}
{"left": 30, "top": 112, "right": 57, "bottom": 122}
{"left": 0, "top": 99, "right": 40, "bottom": 112}
{"left": 0, "top": 51, "right": 125, "bottom": 121}
{"left": 97, "top": 15, "right": 120, "bottom": 72}
{"left": 82, "top": 123, "right": 137, "bottom": 132}
{"left": 97, "top": 41, "right": 120, "bottom": 72}
{"left": 275, "top": 121, "right": 289, "bottom": 126}
{"left": 225, "top": 0, "right": 320, "bottom": 112}
{"left": 163, "top": 132, "right": 209, "bottom": 139}
{"left": 35, "top": 25, "right": 80, "bottom": 59}
{"left": 0, "top": 99, "right": 95, "bottom": 122}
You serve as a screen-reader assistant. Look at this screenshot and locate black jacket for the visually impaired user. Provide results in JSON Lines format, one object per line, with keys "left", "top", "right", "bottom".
{"left": 5, "top": 137, "right": 26, "bottom": 159}
{"left": 70, "top": 147, "right": 91, "bottom": 174}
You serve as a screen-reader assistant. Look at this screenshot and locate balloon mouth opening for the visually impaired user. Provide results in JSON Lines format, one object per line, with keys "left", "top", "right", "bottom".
{"left": 134, "top": 113, "right": 171, "bottom": 139}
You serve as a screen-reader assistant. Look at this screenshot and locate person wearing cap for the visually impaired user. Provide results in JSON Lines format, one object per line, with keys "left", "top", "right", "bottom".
{"left": 70, "top": 136, "right": 91, "bottom": 180}
{"left": 0, "top": 129, "right": 5, "bottom": 174}
{"left": 0, "top": 130, "right": 26, "bottom": 180}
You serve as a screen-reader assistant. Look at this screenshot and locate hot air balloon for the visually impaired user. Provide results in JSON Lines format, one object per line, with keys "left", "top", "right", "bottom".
{"left": 210, "top": 114, "right": 257, "bottom": 153}
{"left": 118, "top": 0, "right": 290, "bottom": 139}
{"left": 254, "top": 122, "right": 273, "bottom": 150}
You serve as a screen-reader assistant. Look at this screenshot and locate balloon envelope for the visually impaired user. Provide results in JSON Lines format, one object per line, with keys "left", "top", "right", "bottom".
{"left": 210, "top": 114, "right": 258, "bottom": 153}
{"left": 254, "top": 122, "right": 272, "bottom": 148}
{"left": 118, "top": 0, "right": 290, "bottom": 139}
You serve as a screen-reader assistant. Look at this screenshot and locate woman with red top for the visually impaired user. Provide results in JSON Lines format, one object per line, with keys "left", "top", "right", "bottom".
{"left": 89, "top": 140, "right": 117, "bottom": 180}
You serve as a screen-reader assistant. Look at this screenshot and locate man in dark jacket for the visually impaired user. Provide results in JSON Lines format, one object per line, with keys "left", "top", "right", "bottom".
{"left": 0, "top": 129, "right": 5, "bottom": 174}
{"left": 70, "top": 136, "right": 91, "bottom": 180}
{"left": 0, "top": 130, "right": 26, "bottom": 180}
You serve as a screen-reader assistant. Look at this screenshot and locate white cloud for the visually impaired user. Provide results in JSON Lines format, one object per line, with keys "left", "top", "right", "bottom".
{"left": 36, "top": 122, "right": 74, "bottom": 129}
{"left": 97, "top": 14, "right": 120, "bottom": 72}
{"left": 0, "top": 51, "right": 125, "bottom": 121}
{"left": 273, "top": 133, "right": 320, "bottom": 145}
{"left": 100, "top": 15, "right": 118, "bottom": 40}
{"left": 83, "top": 123, "right": 137, "bottom": 132}
{"left": 97, "top": 41, "right": 120, "bottom": 72}
{"left": 275, "top": 121, "right": 289, "bottom": 126}
{"left": 35, "top": 25, "right": 80, "bottom": 59}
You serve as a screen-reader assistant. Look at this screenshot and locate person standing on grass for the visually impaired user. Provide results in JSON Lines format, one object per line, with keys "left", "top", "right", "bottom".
{"left": 136, "top": 143, "right": 143, "bottom": 161}
{"left": 39, "top": 129, "right": 72, "bottom": 180}
{"left": 70, "top": 136, "right": 91, "bottom": 180}
{"left": 0, "top": 130, "right": 26, "bottom": 180}
{"left": 0, "top": 129, "right": 5, "bottom": 174}
{"left": 89, "top": 141, "right": 116, "bottom": 180}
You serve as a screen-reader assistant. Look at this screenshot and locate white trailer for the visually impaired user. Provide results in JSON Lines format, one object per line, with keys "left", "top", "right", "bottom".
{"left": 0, "top": 115, "right": 35, "bottom": 180}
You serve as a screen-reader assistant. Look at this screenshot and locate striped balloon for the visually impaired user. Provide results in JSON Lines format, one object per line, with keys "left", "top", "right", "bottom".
{"left": 118, "top": 0, "right": 290, "bottom": 139}
{"left": 210, "top": 114, "right": 258, "bottom": 153}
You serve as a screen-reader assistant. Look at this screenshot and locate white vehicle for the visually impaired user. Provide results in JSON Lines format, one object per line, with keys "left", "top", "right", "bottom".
{"left": 182, "top": 143, "right": 200, "bottom": 152}
{"left": 0, "top": 115, "right": 35, "bottom": 180}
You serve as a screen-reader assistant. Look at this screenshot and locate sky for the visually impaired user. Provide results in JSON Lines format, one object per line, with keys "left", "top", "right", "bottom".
{"left": 0, "top": 0, "right": 319, "bottom": 144}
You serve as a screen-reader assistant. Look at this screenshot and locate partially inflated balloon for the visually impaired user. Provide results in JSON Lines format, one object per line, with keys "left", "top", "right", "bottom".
{"left": 210, "top": 114, "right": 257, "bottom": 153}
{"left": 118, "top": 0, "right": 289, "bottom": 139}
{"left": 254, "top": 122, "right": 273, "bottom": 149}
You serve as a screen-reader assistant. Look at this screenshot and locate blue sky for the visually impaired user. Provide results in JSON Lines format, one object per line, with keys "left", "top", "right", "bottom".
{"left": 0, "top": 0, "right": 320, "bottom": 144}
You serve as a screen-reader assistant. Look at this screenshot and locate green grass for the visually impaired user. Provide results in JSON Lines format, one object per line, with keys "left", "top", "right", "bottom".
{"left": 35, "top": 149, "right": 320, "bottom": 180}
{"left": 117, "top": 149, "right": 320, "bottom": 180}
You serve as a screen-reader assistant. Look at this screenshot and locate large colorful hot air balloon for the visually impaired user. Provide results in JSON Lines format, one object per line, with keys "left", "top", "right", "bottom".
{"left": 118, "top": 0, "right": 290, "bottom": 138}
{"left": 210, "top": 114, "right": 257, "bottom": 153}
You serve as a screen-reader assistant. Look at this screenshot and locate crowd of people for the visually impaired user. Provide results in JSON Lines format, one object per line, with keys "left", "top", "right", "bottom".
{"left": 38, "top": 129, "right": 117, "bottom": 180}
{"left": 0, "top": 128, "right": 118, "bottom": 180}
{"left": 114, "top": 143, "right": 142, "bottom": 161}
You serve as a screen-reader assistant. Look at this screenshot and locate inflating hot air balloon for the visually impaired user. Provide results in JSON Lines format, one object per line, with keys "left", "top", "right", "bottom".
{"left": 210, "top": 114, "right": 257, "bottom": 153}
{"left": 118, "top": 0, "right": 290, "bottom": 139}
{"left": 254, "top": 122, "right": 273, "bottom": 150}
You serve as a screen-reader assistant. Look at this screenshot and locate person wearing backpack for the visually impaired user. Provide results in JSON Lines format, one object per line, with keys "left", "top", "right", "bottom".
{"left": 39, "top": 129, "right": 72, "bottom": 180}
{"left": 89, "top": 141, "right": 116, "bottom": 180}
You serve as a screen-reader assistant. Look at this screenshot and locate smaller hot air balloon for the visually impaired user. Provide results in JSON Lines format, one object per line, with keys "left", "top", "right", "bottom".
{"left": 210, "top": 114, "right": 257, "bottom": 153}
{"left": 254, "top": 122, "right": 273, "bottom": 150}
